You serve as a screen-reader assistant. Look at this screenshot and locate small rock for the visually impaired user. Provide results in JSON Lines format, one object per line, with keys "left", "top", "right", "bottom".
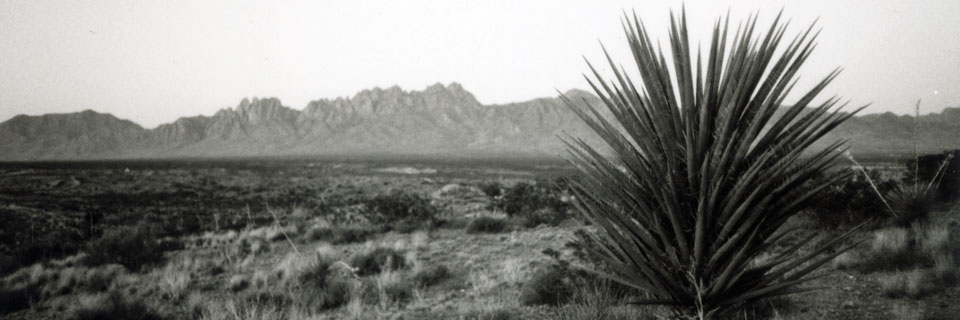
{"left": 842, "top": 286, "right": 853, "bottom": 291}
{"left": 842, "top": 300, "right": 855, "bottom": 309}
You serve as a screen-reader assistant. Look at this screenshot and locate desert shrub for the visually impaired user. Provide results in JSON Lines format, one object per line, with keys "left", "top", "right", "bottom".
{"left": 85, "top": 223, "right": 165, "bottom": 271}
{"left": 478, "top": 181, "right": 504, "bottom": 198}
{"left": 466, "top": 217, "right": 508, "bottom": 234}
{"left": 71, "top": 291, "right": 170, "bottom": 320}
{"left": 807, "top": 169, "right": 897, "bottom": 229}
{"left": 366, "top": 191, "right": 438, "bottom": 231}
{"left": 497, "top": 182, "right": 568, "bottom": 216}
{"left": 564, "top": 9, "right": 863, "bottom": 318}
{"left": 493, "top": 181, "right": 572, "bottom": 228}
{"left": 411, "top": 265, "right": 453, "bottom": 288}
{"left": 350, "top": 248, "right": 406, "bottom": 276}
{"left": 520, "top": 265, "right": 578, "bottom": 306}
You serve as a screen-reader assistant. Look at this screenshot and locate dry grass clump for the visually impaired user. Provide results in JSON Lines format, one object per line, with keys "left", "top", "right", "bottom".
{"left": 208, "top": 250, "right": 359, "bottom": 318}
{"left": 889, "top": 303, "right": 925, "bottom": 320}
{"left": 878, "top": 268, "right": 939, "bottom": 299}
{"left": 856, "top": 225, "right": 950, "bottom": 272}
{"left": 551, "top": 281, "right": 656, "bottom": 320}
{"left": 156, "top": 265, "right": 191, "bottom": 301}
{"left": 361, "top": 268, "right": 413, "bottom": 308}
{"left": 916, "top": 224, "right": 951, "bottom": 256}
{"left": 197, "top": 296, "right": 286, "bottom": 320}
{"left": 0, "top": 260, "right": 129, "bottom": 314}
{"left": 871, "top": 228, "right": 910, "bottom": 254}
{"left": 69, "top": 290, "right": 170, "bottom": 320}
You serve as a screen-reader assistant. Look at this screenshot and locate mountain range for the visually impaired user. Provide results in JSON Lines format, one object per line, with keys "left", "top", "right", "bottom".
{"left": 0, "top": 83, "right": 957, "bottom": 161}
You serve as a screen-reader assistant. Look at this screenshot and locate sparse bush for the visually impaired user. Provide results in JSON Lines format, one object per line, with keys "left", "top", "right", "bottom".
{"left": 466, "top": 217, "right": 508, "bottom": 234}
{"left": 411, "top": 265, "right": 453, "bottom": 288}
{"left": 85, "top": 223, "right": 165, "bottom": 271}
{"left": 350, "top": 248, "right": 406, "bottom": 276}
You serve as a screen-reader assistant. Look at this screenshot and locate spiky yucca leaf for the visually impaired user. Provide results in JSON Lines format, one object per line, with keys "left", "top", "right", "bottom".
{"left": 563, "top": 9, "right": 864, "bottom": 318}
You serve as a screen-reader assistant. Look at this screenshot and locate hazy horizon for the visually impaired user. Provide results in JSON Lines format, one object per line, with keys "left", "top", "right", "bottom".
{"left": 2, "top": 0, "right": 959, "bottom": 128}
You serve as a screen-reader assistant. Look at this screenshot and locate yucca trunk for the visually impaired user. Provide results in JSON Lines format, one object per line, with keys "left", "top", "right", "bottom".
{"left": 564, "top": 9, "right": 864, "bottom": 318}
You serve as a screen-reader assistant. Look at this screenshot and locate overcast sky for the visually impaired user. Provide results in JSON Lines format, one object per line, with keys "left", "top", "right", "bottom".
{"left": 1, "top": 0, "right": 958, "bottom": 128}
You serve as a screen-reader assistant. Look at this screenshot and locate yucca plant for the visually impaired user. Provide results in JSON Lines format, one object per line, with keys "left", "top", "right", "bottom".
{"left": 563, "top": 9, "right": 865, "bottom": 318}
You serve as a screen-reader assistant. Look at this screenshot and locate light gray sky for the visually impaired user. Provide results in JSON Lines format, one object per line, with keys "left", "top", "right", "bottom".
{"left": 1, "top": 0, "right": 958, "bottom": 128}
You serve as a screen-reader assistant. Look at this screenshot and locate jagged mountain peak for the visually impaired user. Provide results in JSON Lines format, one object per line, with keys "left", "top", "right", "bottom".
{"left": 0, "top": 84, "right": 957, "bottom": 160}
{"left": 561, "top": 88, "right": 597, "bottom": 100}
